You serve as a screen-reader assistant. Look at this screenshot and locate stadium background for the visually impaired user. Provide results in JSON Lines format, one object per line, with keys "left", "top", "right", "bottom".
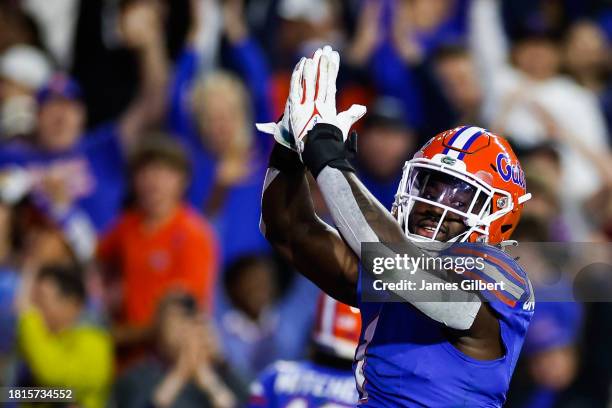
{"left": 0, "top": 0, "right": 611, "bottom": 406}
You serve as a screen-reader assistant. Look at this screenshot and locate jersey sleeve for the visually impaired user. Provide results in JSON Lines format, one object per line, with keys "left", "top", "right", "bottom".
{"left": 443, "top": 243, "right": 535, "bottom": 322}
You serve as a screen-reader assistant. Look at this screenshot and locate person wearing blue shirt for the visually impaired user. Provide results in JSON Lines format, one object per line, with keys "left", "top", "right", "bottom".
{"left": 216, "top": 255, "right": 318, "bottom": 384}
{"left": 0, "top": 3, "right": 169, "bottom": 232}
{"left": 168, "top": 1, "right": 273, "bottom": 266}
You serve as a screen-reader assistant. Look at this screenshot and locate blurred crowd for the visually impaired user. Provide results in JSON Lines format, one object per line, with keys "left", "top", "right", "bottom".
{"left": 0, "top": 0, "right": 611, "bottom": 407}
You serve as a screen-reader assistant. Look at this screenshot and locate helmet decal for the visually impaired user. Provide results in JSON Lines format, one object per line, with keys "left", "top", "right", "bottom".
{"left": 496, "top": 153, "right": 526, "bottom": 189}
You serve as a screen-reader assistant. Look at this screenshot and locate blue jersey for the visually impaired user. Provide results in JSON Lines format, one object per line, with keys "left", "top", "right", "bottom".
{"left": 249, "top": 360, "right": 358, "bottom": 408}
{"left": 0, "top": 123, "right": 124, "bottom": 231}
{"left": 168, "top": 46, "right": 272, "bottom": 266}
{"left": 355, "top": 243, "right": 535, "bottom": 407}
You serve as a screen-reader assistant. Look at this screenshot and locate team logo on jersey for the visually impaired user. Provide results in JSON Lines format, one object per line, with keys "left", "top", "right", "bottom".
{"left": 496, "top": 153, "right": 526, "bottom": 188}
{"left": 522, "top": 300, "right": 535, "bottom": 311}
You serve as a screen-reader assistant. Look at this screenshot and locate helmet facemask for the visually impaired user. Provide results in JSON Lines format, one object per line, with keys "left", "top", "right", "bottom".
{"left": 392, "top": 159, "right": 515, "bottom": 243}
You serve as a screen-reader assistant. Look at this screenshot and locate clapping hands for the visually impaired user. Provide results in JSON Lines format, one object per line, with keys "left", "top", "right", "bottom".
{"left": 256, "top": 46, "right": 366, "bottom": 158}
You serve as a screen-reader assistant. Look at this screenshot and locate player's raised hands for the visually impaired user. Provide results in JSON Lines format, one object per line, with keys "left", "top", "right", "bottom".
{"left": 255, "top": 56, "right": 307, "bottom": 151}
{"left": 257, "top": 46, "right": 366, "bottom": 156}
{"left": 288, "top": 46, "right": 367, "bottom": 154}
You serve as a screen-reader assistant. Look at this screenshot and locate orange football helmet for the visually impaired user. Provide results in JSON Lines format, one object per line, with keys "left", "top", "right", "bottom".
{"left": 392, "top": 126, "right": 531, "bottom": 244}
{"left": 312, "top": 294, "right": 361, "bottom": 360}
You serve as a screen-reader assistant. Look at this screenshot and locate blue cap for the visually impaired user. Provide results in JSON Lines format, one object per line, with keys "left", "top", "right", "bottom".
{"left": 36, "top": 73, "right": 82, "bottom": 105}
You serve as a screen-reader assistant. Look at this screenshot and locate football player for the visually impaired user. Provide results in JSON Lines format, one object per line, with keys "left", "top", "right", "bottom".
{"left": 258, "top": 46, "right": 535, "bottom": 407}
{"left": 248, "top": 294, "right": 361, "bottom": 407}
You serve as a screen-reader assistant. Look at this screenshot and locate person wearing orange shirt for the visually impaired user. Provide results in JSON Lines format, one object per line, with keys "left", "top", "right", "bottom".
{"left": 98, "top": 136, "right": 219, "bottom": 354}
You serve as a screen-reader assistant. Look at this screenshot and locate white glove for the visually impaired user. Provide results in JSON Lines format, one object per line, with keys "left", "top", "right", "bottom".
{"left": 256, "top": 46, "right": 366, "bottom": 154}
{"left": 255, "top": 57, "right": 307, "bottom": 151}
{"left": 288, "top": 46, "right": 366, "bottom": 154}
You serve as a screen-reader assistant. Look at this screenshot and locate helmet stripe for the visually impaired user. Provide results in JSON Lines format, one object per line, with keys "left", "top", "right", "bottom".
{"left": 445, "top": 127, "right": 483, "bottom": 158}
{"left": 451, "top": 126, "right": 484, "bottom": 149}
{"left": 457, "top": 130, "right": 485, "bottom": 159}
{"left": 442, "top": 126, "right": 468, "bottom": 154}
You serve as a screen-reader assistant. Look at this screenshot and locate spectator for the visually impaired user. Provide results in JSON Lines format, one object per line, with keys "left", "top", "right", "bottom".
{"left": 0, "top": 45, "right": 52, "bottom": 138}
{"left": 0, "top": 173, "right": 97, "bottom": 383}
{"left": 15, "top": 264, "right": 113, "bottom": 408}
{"left": 564, "top": 21, "right": 609, "bottom": 94}
{"left": 71, "top": 0, "right": 193, "bottom": 126}
{"left": 520, "top": 144, "right": 571, "bottom": 241}
{"left": 355, "top": 97, "right": 417, "bottom": 209}
{"left": 513, "top": 301, "right": 582, "bottom": 408}
{"left": 506, "top": 216, "right": 583, "bottom": 408}
{"left": 563, "top": 20, "right": 612, "bottom": 142}
{"left": 469, "top": 0, "right": 610, "bottom": 230}
{"left": 394, "top": 0, "right": 467, "bottom": 53}
{"left": 275, "top": 0, "right": 342, "bottom": 61}
{"left": 113, "top": 291, "right": 244, "bottom": 408}
{"left": 0, "top": 1, "right": 169, "bottom": 231}
{"left": 433, "top": 44, "right": 484, "bottom": 127}
{"left": 348, "top": 1, "right": 462, "bottom": 138}
{"left": 584, "top": 186, "right": 612, "bottom": 241}
{"left": 97, "top": 136, "right": 218, "bottom": 355}
{"left": 526, "top": 104, "right": 612, "bottom": 240}
{"left": 169, "top": 0, "right": 271, "bottom": 265}
{"left": 217, "top": 254, "right": 318, "bottom": 383}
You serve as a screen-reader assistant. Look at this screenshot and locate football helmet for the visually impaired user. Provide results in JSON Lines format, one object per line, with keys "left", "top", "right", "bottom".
{"left": 392, "top": 126, "right": 531, "bottom": 244}
{"left": 312, "top": 294, "right": 361, "bottom": 360}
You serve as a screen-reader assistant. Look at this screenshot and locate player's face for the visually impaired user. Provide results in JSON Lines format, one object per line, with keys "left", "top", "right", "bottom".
{"left": 406, "top": 170, "right": 484, "bottom": 241}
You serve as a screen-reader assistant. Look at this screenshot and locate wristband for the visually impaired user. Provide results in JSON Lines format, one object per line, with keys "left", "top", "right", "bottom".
{"left": 302, "top": 124, "right": 355, "bottom": 178}
{"left": 268, "top": 142, "right": 305, "bottom": 174}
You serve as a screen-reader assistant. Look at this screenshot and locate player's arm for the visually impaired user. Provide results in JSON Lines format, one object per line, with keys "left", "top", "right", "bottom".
{"left": 302, "top": 128, "right": 481, "bottom": 330}
{"left": 261, "top": 143, "right": 359, "bottom": 306}
{"left": 290, "top": 48, "right": 484, "bottom": 330}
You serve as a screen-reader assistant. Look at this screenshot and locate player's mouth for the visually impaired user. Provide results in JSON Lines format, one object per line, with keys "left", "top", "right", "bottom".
{"left": 415, "top": 218, "right": 447, "bottom": 240}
